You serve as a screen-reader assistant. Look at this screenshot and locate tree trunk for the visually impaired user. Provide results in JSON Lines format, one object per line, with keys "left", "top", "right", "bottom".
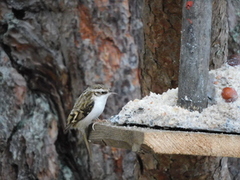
{"left": 210, "top": 0, "right": 228, "bottom": 69}
{"left": 140, "top": 0, "right": 182, "bottom": 96}
{"left": 0, "top": 0, "right": 141, "bottom": 179}
{"left": 227, "top": 0, "right": 240, "bottom": 55}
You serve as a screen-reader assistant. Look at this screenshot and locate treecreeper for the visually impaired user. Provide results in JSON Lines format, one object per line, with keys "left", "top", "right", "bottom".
{"left": 65, "top": 84, "right": 116, "bottom": 157}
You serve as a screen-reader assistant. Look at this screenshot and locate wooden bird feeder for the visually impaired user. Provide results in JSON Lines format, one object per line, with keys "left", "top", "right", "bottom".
{"left": 89, "top": 124, "right": 240, "bottom": 158}
{"left": 89, "top": 0, "right": 240, "bottom": 158}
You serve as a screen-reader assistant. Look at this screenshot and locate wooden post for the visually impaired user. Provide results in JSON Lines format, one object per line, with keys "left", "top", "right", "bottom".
{"left": 178, "top": 1, "right": 212, "bottom": 111}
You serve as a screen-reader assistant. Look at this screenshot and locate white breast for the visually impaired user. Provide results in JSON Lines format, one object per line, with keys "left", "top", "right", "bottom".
{"left": 89, "top": 94, "right": 109, "bottom": 119}
{"left": 77, "top": 93, "right": 110, "bottom": 130}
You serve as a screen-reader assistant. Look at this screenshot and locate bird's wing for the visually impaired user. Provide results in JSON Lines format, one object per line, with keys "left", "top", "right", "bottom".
{"left": 64, "top": 91, "right": 94, "bottom": 133}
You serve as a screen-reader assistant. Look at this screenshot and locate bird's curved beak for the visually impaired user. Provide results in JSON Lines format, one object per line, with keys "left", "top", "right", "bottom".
{"left": 110, "top": 91, "right": 117, "bottom": 95}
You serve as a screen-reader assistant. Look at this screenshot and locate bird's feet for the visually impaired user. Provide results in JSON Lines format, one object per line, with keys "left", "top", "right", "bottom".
{"left": 92, "top": 119, "right": 108, "bottom": 130}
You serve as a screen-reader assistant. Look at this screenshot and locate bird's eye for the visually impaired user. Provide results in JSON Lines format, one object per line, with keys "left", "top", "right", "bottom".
{"left": 94, "top": 91, "right": 108, "bottom": 96}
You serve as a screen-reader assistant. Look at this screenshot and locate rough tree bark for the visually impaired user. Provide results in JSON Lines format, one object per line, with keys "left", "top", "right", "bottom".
{"left": 210, "top": 0, "right": 228, "bottom": 69}
{"left": 227, "top": 0, "right": 240, "bottom": 55}
{"left": 140, "top": 0, "right": 181, "bottom": 95}
{"left": 0, "top": 0, "right": 142, "bottom": 179}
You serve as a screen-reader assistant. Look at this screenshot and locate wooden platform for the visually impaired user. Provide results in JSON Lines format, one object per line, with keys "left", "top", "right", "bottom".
{"left": 89, "top": 123, "right": 240, "bottom": 158}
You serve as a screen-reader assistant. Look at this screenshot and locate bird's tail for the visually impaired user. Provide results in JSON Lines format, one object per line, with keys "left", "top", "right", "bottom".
{"left": 64, "top": 124, "right": 71, "bottom": 134}
{"left": 81, "top": 131, "right": 92, "bottom": 158}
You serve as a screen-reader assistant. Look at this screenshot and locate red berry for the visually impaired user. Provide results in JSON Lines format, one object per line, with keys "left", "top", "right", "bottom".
{"left": 221, "top": 87, "right": 238, "bottom": 102}
{"left": 186, "top": 1, "right": 194, "bottom": 10}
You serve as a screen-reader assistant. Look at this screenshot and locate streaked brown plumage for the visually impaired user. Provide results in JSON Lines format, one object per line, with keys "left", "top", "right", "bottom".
{"left": 65, "top": 84, "right": 115, "bottom": 156}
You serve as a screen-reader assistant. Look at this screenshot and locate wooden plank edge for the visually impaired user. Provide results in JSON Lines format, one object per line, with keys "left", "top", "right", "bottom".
{"left": 89, "top": 123, "right": 240, "bottom": 158}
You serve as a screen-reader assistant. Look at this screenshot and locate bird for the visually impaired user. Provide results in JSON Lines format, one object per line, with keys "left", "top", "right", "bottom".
{"left": 64, "top": 84, "right": 115, "bottom": 157}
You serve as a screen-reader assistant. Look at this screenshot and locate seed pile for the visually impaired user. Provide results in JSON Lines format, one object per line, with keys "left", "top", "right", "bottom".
{"left": 110, "top": 64, "right": 240, "bottom": 133}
